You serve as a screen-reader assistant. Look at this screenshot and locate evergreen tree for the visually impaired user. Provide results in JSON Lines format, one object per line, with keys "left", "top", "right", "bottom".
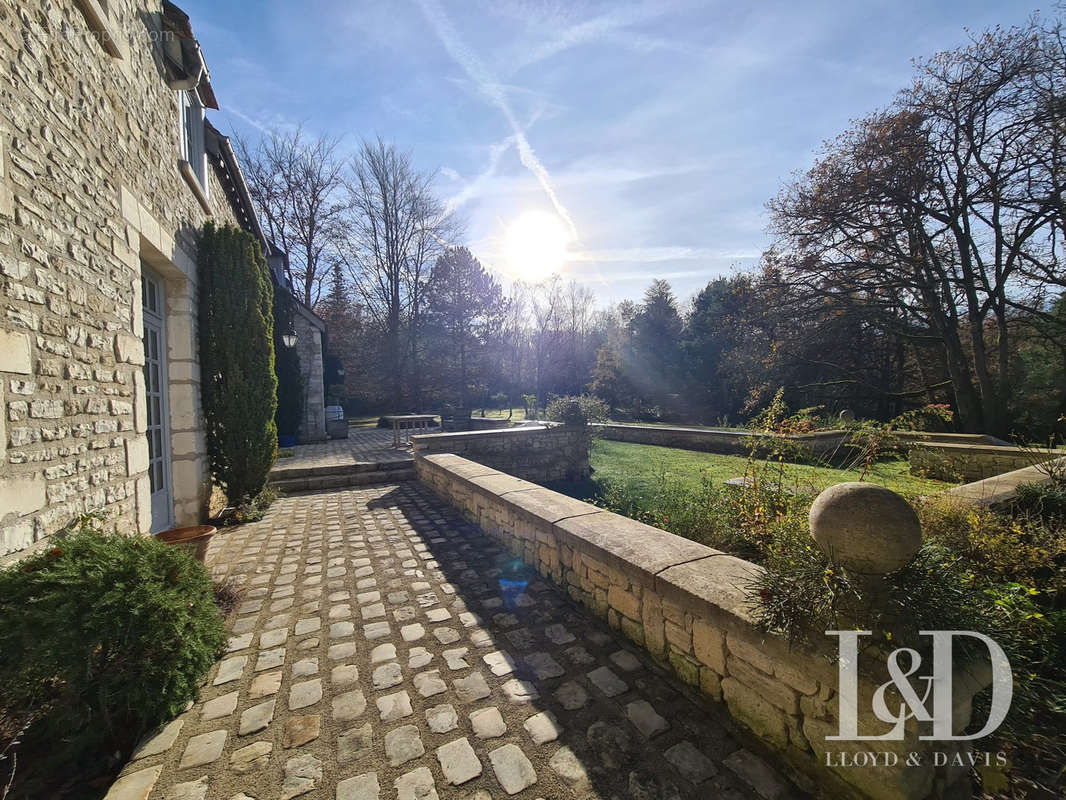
{"left": 197, "top": 222, "right": 278, "bottom": 502}
{"left": 424, "top": 247, "right": 507, "bottom": 409}
{"left": 625, "top": 280, "right": 684, "bottom": 413}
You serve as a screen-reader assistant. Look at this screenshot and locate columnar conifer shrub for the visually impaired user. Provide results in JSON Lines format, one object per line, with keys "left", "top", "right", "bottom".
{"left": 0, "top": 517, "right": 227, "bottom": 783}
{"left": 198, "top": 222, "right": 278, "bottom": 502}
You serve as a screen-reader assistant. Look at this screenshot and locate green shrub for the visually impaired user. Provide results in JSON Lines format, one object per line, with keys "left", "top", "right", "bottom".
{"left": 223, "top": 487, "right": 279, "bottom": 527}
{"left": 1013, "top": 481, "right": 1066, "bottom": 523}
{"left": 545, "top": 394, "right": 609, "bottom": 426}
{"left": 0, "top": 517, "right": 227, "bottom": 774}
{"left": 198, "top": 221, "right": 278, "bottom": 503}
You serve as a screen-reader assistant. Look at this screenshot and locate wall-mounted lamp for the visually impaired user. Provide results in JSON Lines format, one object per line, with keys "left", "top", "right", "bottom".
{"left": 281, "top": 332, "right": 297, "bottom": 348}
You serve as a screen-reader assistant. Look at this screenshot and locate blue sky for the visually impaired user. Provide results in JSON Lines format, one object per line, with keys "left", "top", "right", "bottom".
{"left": 184, "top": 0, "right": 1036, "bottom": 305}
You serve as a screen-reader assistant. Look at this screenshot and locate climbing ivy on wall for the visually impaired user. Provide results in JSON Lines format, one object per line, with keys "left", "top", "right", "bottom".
{"left": 197, "top": 222, "right": 278, "bottom": 502}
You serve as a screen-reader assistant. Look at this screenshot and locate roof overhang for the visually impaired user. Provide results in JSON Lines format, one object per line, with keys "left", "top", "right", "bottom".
{"left": 161, "top": 0, "right": 219, "bottom": 109}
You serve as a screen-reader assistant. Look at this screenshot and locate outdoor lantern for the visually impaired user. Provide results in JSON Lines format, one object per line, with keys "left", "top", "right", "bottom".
{"left": 281, "top": 332, "right": 297, "bottom": 347}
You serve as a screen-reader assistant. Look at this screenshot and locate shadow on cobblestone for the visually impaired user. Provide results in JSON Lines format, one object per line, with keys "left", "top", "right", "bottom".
{"left": 105, "top": 481, "right": 797, "bottom": 800}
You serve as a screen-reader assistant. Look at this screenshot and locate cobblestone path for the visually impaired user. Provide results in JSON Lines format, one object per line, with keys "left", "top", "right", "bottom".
{"left": 107, "top": 482, "right": 795, "bottom": 800}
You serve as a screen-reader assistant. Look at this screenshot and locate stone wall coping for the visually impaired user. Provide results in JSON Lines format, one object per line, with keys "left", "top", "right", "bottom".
{"left": 412, "top": 426, "right": 550, "bottom": 446}
{"left": 909, "top": 441, "right": 1065, "bottom": 457}
{"left": 892, "top": 431, "right": 1007, "bottom": 446}
{"left": 498, "top": 486, "right": 604, "bottom": 526}
{"left": 595, "top": 423, "right": 850, "bottom": 443}
{"left": 945, "top": 457, "right": 1065, "bottom": 506}
{"left": 553, "top": 510, "right": 724, "bottom": 580}
{"left": 467, "top": 472, "right": 541, "bottom": 497}
{"left": 420, "top": 452, "right": 498, "bottom": 480}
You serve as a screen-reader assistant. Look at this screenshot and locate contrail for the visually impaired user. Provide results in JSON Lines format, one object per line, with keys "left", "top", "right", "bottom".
{"left": 444, "top": 134, "right": 513, "bottom": 215}
{"left": 417, "top": 0, "right": 580, "bottom": 242}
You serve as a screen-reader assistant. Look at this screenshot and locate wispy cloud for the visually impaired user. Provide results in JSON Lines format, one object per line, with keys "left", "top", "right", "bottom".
{"left": 416, "top": 0, "right": 579, "bottom": 241}
{"left": 569, "top": 246, "right": 762, "bottom": 263}
{"left": 221, "top": 105, "right": 306, "bottom": 137}
{"left": 444, "top": 135, "right": 514, "bottom": 214}
{"left": 507, "top": 2, "right": 696, "bottom": 73}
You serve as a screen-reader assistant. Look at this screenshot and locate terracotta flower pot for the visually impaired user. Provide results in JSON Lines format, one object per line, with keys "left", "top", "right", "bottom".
{"left": 156, "top": 525, "right": 216, "bottom": 564}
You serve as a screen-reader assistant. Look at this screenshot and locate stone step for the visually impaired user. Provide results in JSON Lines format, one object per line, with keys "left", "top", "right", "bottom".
{"left": 270, "top": 468, "right": 417, "bottom": 493}
{"left": 270, "top": 459, "right": 413, "bottom": 481}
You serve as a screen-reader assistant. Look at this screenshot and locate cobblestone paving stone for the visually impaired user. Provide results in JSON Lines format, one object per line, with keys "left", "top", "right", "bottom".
{"left": 107, "top": 482, "right": 797, "bottom": 800}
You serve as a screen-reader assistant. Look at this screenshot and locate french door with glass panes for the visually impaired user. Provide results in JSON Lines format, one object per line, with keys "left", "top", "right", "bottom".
{"left": 141, "top": 269, "right": 173, "bottom": 532}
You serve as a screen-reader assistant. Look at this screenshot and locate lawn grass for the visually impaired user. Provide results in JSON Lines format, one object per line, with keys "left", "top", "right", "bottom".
{"left": 590, "top": 439, "right": 958, "bottom": 501}
{"left": 475, "top": 407, "right": 530, "bottom": 421}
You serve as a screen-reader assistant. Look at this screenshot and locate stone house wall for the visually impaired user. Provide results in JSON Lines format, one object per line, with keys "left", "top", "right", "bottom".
{"left": 0, "top": 0, "right": 241, "bottom": 558}
{"left": 412, "top": 425, "right": 591, "bottom": 484}
{"left": 292, "top": 304, "right": 326, "bottom": 442}
{"left": 415, "top": 452, "right": 987, "bottom": 800}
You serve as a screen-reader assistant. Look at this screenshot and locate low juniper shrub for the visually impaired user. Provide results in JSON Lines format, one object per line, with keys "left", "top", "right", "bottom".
{"left": 0, "top": 515, "right": 227, "bottom": 786}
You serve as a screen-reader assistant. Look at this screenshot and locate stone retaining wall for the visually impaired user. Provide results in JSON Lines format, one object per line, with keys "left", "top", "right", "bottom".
{"left": 415, "top": 452, "right": 985, "bottom": 800}
{"left": 944, "top": 457, "right": 1065, "bottom": 507}
{"left": 412, "top": 425, "right": 590, "bottom": 484}
{"left": 909, "top": 442, "right": 1065, "bottom": 482}
{"left": 597, "top": 425, "right": 1004, "bottom": 462}
{"left": 596, "top": 424, "right": 851, "bottom": 459}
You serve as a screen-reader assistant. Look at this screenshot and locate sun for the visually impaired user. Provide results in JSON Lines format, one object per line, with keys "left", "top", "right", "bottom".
{"left": 503, "top": 210, "right": 571, "bottom": 280}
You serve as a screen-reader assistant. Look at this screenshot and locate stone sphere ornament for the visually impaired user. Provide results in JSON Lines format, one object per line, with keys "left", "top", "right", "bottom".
{"left": 809, "top": 482, "right": 922, "bottom": 575}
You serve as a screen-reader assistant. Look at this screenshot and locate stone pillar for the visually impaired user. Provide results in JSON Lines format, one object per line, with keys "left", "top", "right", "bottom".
{"left": 808, "top": 483, "right": 991, "bottom": 799}
{"left": 293, "top": 313, "right": 326, "bottom": 443}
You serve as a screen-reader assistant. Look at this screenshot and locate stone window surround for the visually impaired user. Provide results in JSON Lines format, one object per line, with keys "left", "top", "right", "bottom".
{"left": 74, "top": 0, "right": 125, "bottom": 59}
{"left": 120, "top": 186, "right": 211, "bottom": 534}
{"left": 178, "top": 90, "right": 211, "bottom": 214}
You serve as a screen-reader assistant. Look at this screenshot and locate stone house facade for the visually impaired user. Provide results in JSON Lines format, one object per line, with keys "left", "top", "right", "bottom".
{"left": 263, "top": 248, "right": 327, "bottom": 443}
{"left": 0, "top": 0, "right": 323, "bottom": 559}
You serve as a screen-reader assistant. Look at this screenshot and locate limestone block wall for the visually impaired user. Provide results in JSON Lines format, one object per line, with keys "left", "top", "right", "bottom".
{"left": 944, "top": 456, "right": 1066, "bottom": 507}
{"left": 412, "top": 425, "right": 591, "bottom": 483}
{"left": 0, "top": 0, "right": 239, "bottom": 558}
{"left": 293, "top": 308, "right": 325, "bottom": 443}
{"left": 596, "top": 423, "right": 851, "bottom": 460}
{"left": 416, "top": 452, "right": 986, "bottom": 800}
{"left": 908, "top": 442, "right": 1065, "bottom": 482}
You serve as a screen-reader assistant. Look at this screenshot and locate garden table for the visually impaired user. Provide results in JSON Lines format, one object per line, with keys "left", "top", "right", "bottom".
{"left": 382, "top": 414, "right": 438, "bottom": 448}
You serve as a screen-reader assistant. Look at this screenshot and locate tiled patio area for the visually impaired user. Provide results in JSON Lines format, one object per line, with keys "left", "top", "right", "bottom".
{"left": 106, "top": 482, "right": 795, "bottom": 800}
{"left": 273, "top": 428, "right": 431, "bottom": 474}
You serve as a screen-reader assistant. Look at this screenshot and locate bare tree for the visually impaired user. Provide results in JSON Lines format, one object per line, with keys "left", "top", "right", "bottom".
{"left": 343, "top": 138, "right": 457, "bottom": 409}
{"left": 235, "top": 127, "right": 348, "bottom": 306}
{"left": 769, "top": 17, "right": 1065, "bottom": 436}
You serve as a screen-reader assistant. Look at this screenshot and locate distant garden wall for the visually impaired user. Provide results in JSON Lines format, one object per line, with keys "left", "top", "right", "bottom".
{"left": 411, "top": 424, "right": 590, "bottom": 483}
{"left": 415, "top": 452, "right": 984, "bottom": 800}
{"left": 595, "top": 423, "right": 851, "bottom": 459}
{"left": 596, "top": 424, "right": 1008, "bottom": 461}
{"left": 908, "top": 442, "right": 1065, "bottom": 482}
